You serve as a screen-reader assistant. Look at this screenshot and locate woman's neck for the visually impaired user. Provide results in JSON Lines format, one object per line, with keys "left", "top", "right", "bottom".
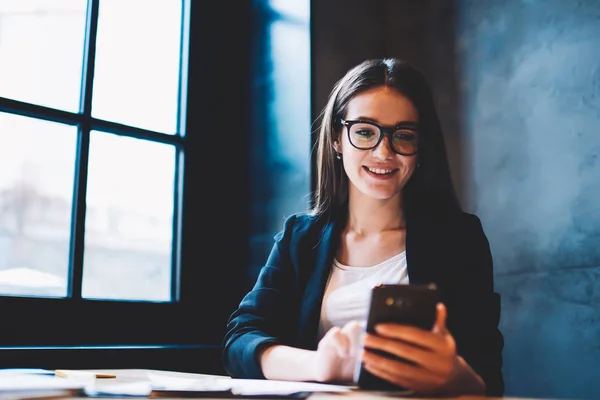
{"left": 346, "top": 193, "right": 405, "bottom": 236}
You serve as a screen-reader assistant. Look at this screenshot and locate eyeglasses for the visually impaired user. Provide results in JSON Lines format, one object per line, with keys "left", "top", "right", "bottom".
{"left": 339, "top": 119, "right": 420, "bottom": 156}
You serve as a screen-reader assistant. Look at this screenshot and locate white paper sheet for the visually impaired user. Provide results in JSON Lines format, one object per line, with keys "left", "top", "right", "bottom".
{"left": 147, "top": 371, "right": 352, "bottom": 396}
{"left": 0, "top": 374, "right": 87, "bottom": 392}
{"left": 229, "top": 379, "right": 352, "bottom": 396}
{"left": 84, "top": 381, "right": 153, "bottom": 397}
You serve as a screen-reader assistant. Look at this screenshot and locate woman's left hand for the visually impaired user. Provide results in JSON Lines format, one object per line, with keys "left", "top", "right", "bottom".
{"left": 362, "top": 303, "right": 483, "bottom": 396}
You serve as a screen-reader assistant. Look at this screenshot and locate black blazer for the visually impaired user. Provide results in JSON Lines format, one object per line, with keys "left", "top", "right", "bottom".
{"left": 222, "top": 209, "right": 504, "bottom": 396}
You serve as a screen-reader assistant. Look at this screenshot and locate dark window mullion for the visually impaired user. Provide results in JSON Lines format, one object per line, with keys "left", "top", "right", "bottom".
{"left": 171, "top": 0, "right": 191, "bottom": 302}
{"left": 0, "top": 97, "right": 84, "bottom": 126}
{"left": 0, "top": 97, "right": 181, "bottom": 144}
{"left": 177, "top": 0, "right": 191, "bottom": 139}
{"left": 68, "top": 0, "right": 99, "bottom": 299}
{"left": 171, "top": 149, "right": 183, "bottom": 302}
{"left": 89, "top": 117, "right": 183, "bottom": 145}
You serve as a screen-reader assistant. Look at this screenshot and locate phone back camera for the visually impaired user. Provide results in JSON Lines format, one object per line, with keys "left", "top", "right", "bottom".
{"left": 385, "top": 297, "right": 412, "bottom": 309}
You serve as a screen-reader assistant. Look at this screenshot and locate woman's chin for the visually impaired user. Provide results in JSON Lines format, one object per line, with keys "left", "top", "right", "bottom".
{"left": 361, "top": 186, "right": 401, "bottom": 201}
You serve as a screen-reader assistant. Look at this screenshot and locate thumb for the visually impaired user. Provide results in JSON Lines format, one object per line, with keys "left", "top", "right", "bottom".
{"left": 432, "top": 302, "right": 448, "bottom": 334}
{"left": 341, "top": 320, "right": 365, "bottom": 358}
{"left": 329, "top": 326, "right": 350, "bottom": 358}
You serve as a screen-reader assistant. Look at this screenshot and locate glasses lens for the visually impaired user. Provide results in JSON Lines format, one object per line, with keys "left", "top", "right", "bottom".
{"left": 391, "top": 129, "right": 418, "bottom": 155}
{"left": 348, "top": 122, "right": 380, "bottom": 149}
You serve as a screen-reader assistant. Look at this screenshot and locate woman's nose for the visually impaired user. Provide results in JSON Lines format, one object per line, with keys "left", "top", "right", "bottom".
{"left": 372, "top": 134, "right": 394, "bottom": 159}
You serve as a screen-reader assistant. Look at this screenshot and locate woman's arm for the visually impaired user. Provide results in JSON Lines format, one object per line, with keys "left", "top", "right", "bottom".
{"left": 259, "top": 344, "right": 317, "bottom": 381}
{"left": 222, "top": 215, "right": 301, "bottom": 379}
{"left": 260, "top": 320, "right": 364, "bottom": 383}
{"left": 450, "top": 213, "right": 504, "bottom": 396}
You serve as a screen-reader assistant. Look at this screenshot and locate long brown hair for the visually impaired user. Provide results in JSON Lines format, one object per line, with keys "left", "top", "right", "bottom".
{"left": 310, "top": 57, "right": 460, "bottom": 217}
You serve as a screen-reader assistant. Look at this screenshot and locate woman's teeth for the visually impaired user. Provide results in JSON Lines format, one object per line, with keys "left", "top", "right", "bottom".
{"left": 367, "top": 167, "right": 393, "bottom": 175}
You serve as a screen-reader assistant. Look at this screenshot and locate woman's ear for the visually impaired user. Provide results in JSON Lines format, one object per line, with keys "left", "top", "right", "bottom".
{"left": 332, "top": 140, "right": 341, "bottom": 153}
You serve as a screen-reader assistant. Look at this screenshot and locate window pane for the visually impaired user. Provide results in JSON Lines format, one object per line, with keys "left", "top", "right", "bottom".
{"left": 0, "top": 0, "right": 87, "bottom": 111}
{"left": 269, "top": 0, "right": 309, "bottom": 19}
{"left": 0, "top": 113, "right": 77, "bottom": 297}
{"left": 82, "top": 132, "right": 175, "bottom": 301}
{"left": 92, "top": 0, "right": 183, "bottom": 134}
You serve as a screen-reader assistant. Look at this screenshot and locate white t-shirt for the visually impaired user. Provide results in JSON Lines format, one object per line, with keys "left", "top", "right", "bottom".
{"left": 317, "top": 251, "right": 409, "bottom": 341}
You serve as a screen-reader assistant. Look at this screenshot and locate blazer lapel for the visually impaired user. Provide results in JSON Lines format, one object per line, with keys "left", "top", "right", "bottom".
{"left": 297, "top": 216, "right": 341, "bottom": 349}
{"left": 295, "top": 207, "right": 438, "bottom": 347}
{"left": 406, "top": 211, "right": 431, "bottom": 284}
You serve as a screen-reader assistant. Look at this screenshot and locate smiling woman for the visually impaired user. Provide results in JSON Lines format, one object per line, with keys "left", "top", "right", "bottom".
{"left": 222, "top": 58, "right": 504, "bottom": 397}
{"left": 333, "top": 86, "right": 419, "bottom": 202}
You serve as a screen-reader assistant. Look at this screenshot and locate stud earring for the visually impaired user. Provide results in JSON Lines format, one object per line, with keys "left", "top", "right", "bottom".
{"left": 336, "top": 153, "right": 341, "bottom": 160}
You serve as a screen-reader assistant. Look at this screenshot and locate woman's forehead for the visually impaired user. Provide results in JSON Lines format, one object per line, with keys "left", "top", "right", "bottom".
{"left": 344, "top": 87, "right": 418, "bottom": 125}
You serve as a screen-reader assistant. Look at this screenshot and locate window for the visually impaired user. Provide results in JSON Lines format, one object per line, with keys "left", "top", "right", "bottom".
{"left": 0, "top": 0, "right": 191, "bottom": 347}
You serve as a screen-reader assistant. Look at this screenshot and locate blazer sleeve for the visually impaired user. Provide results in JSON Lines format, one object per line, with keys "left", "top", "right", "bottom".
{"left": 222, "top": 214, "right": 301, "bottom": 379}
{"left": 449, "top": 214, "right": 505, "bottom": 397}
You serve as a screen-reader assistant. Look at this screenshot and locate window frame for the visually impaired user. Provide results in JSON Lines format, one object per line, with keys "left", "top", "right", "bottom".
{"left": 0, "top": 1, "right": 255, "bottom": 374}
{"left": 0, "top": 0, "right": 197, "bottom": 347}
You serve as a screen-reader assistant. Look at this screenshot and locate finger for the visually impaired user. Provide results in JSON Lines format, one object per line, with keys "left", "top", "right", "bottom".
{"left": 363, "top": 362, "right": 415, "bottom": 391}
{"left": 331, "top": 327, "right": 351, "bottom": 357}
{"left": 363, "top": 333, "right": 437, "bottom": 369}
{"left": 320, "top": 326, "right": 341, "bottom": 351}
{"left": 341, "top": 320, "right": 365, "bottom": 357}
{"left": 362, "top": 352, "right": 435, "bottom": 391}
{"left": 363, "top": 336, "right": 455, "bottom": 376}
{"left": 432, "top": 303, "right": 448, "bottom": 335}
{"left": 430, "top": 303, "right": 457, "bottom": 357}
{"left": 363, "top": 360, "right": 445, "bottom": 395}
{"left": 323, "top": 325, "right": 341, "bottom": 340}
{"left": 374, "top": 324, "right": 446, "bottom": 353}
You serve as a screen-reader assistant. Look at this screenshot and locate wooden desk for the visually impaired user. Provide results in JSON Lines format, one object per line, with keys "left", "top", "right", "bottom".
{"left": 51, "top": 369, "right": 516, "bottom": 400}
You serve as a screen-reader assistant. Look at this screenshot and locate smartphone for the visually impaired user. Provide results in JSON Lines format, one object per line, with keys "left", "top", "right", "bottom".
{"left": 354, "top": 283, "right": 441, "bottom": 391}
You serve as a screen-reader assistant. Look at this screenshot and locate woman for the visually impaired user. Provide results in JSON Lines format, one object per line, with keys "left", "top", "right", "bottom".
{"left": 222, "top": 58, "right": 504, "bottom": 396}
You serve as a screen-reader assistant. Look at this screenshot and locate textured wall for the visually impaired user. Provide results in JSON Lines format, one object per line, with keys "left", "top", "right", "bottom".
{"left": 457, "top": 1, "right": 600, "bottom": 398}
{"left": 311, "top": 0, "right": 600, "bottom": 398}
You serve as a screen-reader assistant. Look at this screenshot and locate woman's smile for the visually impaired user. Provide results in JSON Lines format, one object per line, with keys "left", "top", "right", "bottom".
{"left": 363, "top": 166, "right": 399, "bottom": 180}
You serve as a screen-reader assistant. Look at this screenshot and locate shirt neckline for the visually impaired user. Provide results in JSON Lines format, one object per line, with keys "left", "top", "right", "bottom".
{"left": 333, "top": 250, "right": 406, "bottom": 271}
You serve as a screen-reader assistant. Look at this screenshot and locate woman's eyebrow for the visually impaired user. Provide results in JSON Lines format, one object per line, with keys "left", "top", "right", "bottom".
{"left": 352, "top": 116, "right": 419, "bottom": 126}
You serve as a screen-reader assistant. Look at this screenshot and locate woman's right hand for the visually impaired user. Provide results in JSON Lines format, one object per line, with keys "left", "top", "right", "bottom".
{"left": 313, "top": 320, "right": 365, "bottom": 383}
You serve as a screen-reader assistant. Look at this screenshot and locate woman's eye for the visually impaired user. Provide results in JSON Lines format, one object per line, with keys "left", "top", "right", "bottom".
{"left": 356, "top": 130, "right": 376, "bottom": 137}
{"left": 393, "top": 132, "right": 416, "bottom": 142}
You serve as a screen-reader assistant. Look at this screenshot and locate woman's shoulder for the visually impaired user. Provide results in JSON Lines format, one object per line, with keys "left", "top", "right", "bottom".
{"left": 441, "top": 211, "right": 489, "bottom": 247}
{"left": 275, "top": 210, "right": 332, "bottom": 240}
{"left": 419, "top": 209, "right": 487, "bottom": 238}
{"left": 450, "top": 210, "right": 484, "bottom": 228}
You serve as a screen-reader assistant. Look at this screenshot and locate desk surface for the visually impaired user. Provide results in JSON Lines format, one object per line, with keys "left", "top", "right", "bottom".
{"left": 46, "top": 369, "right": 519, "bottom": 400}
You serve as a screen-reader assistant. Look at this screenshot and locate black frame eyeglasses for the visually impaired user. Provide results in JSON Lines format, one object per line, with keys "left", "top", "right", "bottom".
{"left": 338, "top": 119, "right": 420, "bottom": 156}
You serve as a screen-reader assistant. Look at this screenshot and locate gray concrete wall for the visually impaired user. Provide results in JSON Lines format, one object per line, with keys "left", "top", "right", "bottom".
{"left": 457, "top": 1, "right": 600, "bottom": 398}
{"left": 311, "top": 0, "right": 600, "bottom": 398}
